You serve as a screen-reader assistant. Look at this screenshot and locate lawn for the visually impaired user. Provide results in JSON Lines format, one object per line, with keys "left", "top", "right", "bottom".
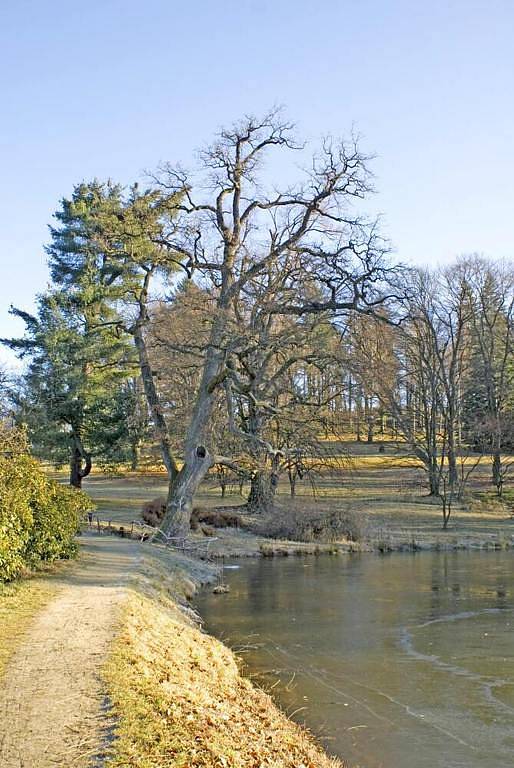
{"left": 75, "top": 445, "right": 514, "bottom": 552}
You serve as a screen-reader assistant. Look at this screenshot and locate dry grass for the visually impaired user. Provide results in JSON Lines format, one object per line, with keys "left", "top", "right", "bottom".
{"left": 103, "top": 585, "right": 342, "bottom": 768}
{"left": 75, "top": 451, "right": 514, "bottom": 555}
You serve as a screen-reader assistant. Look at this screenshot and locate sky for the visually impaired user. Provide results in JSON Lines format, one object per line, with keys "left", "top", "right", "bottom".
{"left": 1, "top": 0, "right": 514, "bottom": 366}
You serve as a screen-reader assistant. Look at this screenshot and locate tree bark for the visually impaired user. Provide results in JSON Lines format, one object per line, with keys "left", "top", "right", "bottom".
{"left": 133, "top": 322, "right": 178, "bottom": 481}
{"left": 69, "top": 435, "right": 92, "bottom": 489}
{"left": 428, "top": 460, "right": 440, "bottom": 497}
{"left": 161, "top": 305, "right": 231, "bottom": 537}
{"left": 130, "top": 439, "right": 141, "bottom": 471}
{"left": 247, "top": 470, "right": 277, "bottom": 513}
{"left": 492, "top": 449, "right": 502, "bottom": 494}
{"left": 160, "top": 446, "right": 213, "bottom": 538}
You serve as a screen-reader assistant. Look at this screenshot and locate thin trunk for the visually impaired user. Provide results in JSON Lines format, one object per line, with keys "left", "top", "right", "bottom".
{"left": 428, "top": 465, "right": 440, "bottom": 496}
{"left": 130, "top": 439, "right": 141, "bottom": 471}
{"left": 492, "top": 418, "right": 502, "bottom": 491}
{"left": 133, "top": 322, "right": 178, "bottom": 481}
{"left": 288, "top": 468, "right": 296, "bottom": 497}
{"left": 492, "top": 450, "right": 502, "bottom": 493}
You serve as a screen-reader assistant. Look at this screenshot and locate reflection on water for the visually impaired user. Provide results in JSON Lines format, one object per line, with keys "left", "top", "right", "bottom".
{"left": 195, "top": 552, "right": 514, "bottom": 768}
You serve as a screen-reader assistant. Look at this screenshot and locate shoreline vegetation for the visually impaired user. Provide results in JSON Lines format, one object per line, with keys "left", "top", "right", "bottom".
{"left": 77, "top": 460, "right": 514, "bottom": 557}
{"left": 91, "top": 463, "right": 514, "bottom": 764}
{"left": 97, "top": 495, "right": 514, "bottom": 767}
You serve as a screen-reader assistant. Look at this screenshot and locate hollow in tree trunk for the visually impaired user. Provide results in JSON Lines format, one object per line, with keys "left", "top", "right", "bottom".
{"left": 160, "top": 445, "right": 213, "bottom": 539}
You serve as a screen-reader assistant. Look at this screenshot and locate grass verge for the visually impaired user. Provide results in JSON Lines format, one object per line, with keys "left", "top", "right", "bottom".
{"left": 103, "top": 553, "right": 342, "bottom": 768}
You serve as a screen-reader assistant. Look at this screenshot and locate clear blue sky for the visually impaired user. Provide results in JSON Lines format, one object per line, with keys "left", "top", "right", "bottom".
{"left": 1, "top": 0, "right": 513, "bottom": 366}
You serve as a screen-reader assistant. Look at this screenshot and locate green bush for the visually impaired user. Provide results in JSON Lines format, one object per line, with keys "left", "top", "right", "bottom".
{"left": 0, "top": 457, "right": 33, "bottom": 581}
{"left": 0, "top": 426, "right": 94, "bottom": 581}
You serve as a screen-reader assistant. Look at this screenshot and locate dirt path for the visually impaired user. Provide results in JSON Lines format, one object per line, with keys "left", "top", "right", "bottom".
{"left": 0, "top": 533, "right": 140, "bottom": 768}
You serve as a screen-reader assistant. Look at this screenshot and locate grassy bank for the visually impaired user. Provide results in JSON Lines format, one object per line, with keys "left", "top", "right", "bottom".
{"left": 103, "top": 547, "right": 342, "bottom": 768}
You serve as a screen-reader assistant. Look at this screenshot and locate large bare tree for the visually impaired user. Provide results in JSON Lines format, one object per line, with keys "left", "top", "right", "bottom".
{"left": 149, "top": 110, "right": 399, "bottom": 536}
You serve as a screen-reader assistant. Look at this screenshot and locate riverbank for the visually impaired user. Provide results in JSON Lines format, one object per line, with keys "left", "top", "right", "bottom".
{"left": 102, "top": 540, "right": 343, "bottom": 767}
{"left": 0, "top": 530, "right": 344, "bottom": 767}
{"left": 3, "top": 521, "right": 513, "bottom": 767}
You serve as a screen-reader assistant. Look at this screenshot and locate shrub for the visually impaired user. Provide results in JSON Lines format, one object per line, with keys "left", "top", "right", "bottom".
{"left": 252, "top": 501, "right": 366, "bottom": 543}
{"left": 0, "top": 455, "right": 34, "bottom": 581}
{"left": 141, "top": 497, "right": 166, "bottom": 527}
{"left": 26, "top": 479, "right": 92, "bottom": 564}
{"left": 0, "top": 426, "right": 94, "bottom": 582}
{"left": 190, "top": 507, "right": 241, "bottom": 530}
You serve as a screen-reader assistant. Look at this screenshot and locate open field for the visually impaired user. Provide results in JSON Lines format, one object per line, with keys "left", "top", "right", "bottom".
{"left": 60, "top": 442, "right": 514, "bottom": 554}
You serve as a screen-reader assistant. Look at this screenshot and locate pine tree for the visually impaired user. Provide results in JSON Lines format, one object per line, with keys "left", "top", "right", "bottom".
{"left": 4, "top": 183, "right": 135, "bottom": 486}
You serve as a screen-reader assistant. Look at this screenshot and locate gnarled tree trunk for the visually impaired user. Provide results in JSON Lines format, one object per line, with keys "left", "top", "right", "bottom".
{"left": 247, "top": 470, "right": 276, "bottom": 513}
{"left": 161, "top": 445, "right": 213, "bottom": 538}
{"left": 161, "top": 306, "right": 230, "bottom": 537}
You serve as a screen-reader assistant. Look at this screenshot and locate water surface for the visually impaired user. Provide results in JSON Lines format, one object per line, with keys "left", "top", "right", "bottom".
{"left": 195, "top": 552, "right": 514, "bottom": 768}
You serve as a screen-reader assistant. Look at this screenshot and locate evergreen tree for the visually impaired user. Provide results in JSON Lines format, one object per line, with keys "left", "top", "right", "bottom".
{"left": 4, "top": 183, "right": 135, "bottom": 486}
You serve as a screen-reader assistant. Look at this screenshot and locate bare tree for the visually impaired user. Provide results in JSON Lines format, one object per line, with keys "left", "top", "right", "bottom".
{"left": 356, "top": 268, "right": 469, "bottom": 504}
{"left": 149, "top": 110, "right": 399, "bottom": 536}
{"left": 459, "top": 256, "right": 514, "bottom": 494}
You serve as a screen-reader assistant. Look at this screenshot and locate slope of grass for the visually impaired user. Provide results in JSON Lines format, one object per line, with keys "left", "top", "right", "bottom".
{"left": 103, "top": 553, "right": 342, "bottom": 768}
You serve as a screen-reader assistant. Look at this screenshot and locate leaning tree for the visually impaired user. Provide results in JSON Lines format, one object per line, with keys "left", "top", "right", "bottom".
{"left": 144, "top": 110, "right": 402, "bottom": 536}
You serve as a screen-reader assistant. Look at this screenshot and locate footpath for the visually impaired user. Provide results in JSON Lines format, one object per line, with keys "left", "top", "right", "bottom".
{"left": 0, "top": 534, "right": 139, "bottom": 768}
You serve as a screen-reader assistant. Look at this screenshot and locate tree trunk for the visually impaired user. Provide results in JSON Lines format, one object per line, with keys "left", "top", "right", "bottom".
{"left": 288, "top": 469, "right": 296, "bottom": 497}
{"left": 428, "top": 460, "right": 440, "bottom": 497}
{"left": 69, "top": 437, "right": 92, "bottom": 489}
{"left": 247, "top": 470, "right": 276, "bottom": 513}
{"left": 446, "top": 404, "right": 458, "bottom": 488}
{"left": 133, "top": 323, "right": 178, "bottom": 481}
{"left": 160, "top": 446, "right": 213, "bottom": 538}
{"left": 492, "top": 450, "right": 502, "bottom": 494}
{"left": 161, "top": 304, "right": 231, "bottom": 537}
{"left": 130, "top": 439, "right": 141, "bottom": 471}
